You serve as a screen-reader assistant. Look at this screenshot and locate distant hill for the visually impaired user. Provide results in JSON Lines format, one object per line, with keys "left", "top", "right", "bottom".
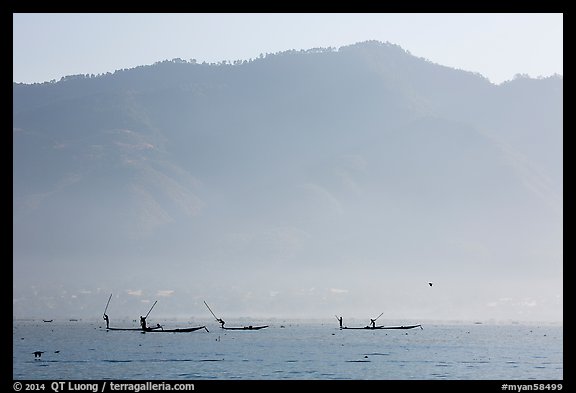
{"left": 13, "top": 41, "right": 562, "bottom": 317}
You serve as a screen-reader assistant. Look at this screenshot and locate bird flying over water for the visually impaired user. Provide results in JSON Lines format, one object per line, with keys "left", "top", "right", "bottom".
{"left": 428, "top": 282, "right": 433, "bottom": 286}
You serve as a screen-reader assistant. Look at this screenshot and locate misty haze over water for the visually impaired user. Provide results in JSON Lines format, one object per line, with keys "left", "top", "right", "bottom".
{"left": 13, "top": 41, "right": 562, "bottom": 324}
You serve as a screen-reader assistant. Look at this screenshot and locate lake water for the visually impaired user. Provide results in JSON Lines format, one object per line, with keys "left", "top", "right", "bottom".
{"left": 12, "top": 320, "right": 562, "bottom": 381}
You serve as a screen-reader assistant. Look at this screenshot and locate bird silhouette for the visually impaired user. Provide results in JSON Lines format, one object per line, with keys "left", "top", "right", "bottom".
{"left": 428, "top": 282, "right": 433, "bottom": 286}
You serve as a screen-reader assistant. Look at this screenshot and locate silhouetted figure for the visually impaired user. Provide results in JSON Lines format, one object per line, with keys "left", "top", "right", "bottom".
{"left": 370, "top": 319, "right": 376, "bottom": 328}
{"left": 428, "top": 282, "right": 433, "bottom": 287}
{"left": 33, "top": 351, "right": 44, "bottom": 358}
{"left": 217, "top": 318, "right": 225, "bottom": 328}
{"left": 103, "top": 314, "right": 109, "bottom": 329}
{"left": 140, "top": 316, "right": 147, "bottom": 330}
{"left": 337, "top": 316, "right": 343, "bottom": 328}
{"left": 156, "top": 323, "right": 163, "bottom": 330}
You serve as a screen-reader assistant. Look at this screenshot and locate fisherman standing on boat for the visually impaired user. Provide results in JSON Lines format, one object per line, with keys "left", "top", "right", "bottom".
{"left": 337, "top": 316, "right": 343, "bottom": 329}
{"left": 370, "top": 318, "right": 376, "bottom": 328}
{"left": 103, "top": 313, "right": 109, "bottom": 329}
{"left": 140, "top": 316, "right": 147, "bottom": 330}
{"left": 217, "top": 318, "right": 225, "bottom": 328}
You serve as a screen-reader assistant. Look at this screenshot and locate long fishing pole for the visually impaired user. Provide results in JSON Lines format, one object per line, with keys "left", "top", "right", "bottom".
{"left": 203, "top": 301, "right": 219, "bottom": 321}
{"left": 374, "top": 312, "right": 384, "bottom": 322}
{"left": 103, "top": 293, "right": 112, "bottom": 317}
{"left": 145, "top": 300, "right": 158, "bottom": 319}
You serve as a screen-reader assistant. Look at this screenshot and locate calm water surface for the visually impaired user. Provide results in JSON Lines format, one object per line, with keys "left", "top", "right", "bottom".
{"left": 12, "top": 320, "right": 562, "bottom": 380}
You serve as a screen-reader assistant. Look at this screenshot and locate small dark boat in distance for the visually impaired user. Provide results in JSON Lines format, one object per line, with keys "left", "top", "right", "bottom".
{"left": 107, "top": 325, "right": 207, "bottom": 333}
{"left": 221, "top": 325, "right": 268, "bottom": 330}
{"left": 204, "top": 301, "right": 269, "bottom": 331}
{"left": 337, "top": 313, "right": 422, "bottom": 330}
{"left": 42, "top": 319, "right": 53, "bottom": 323}
{"left": 143, "top": 326, "right": 208, "bottom": 333}
{"left": 102, "top": 296, "right": 207, "bottom": 333}
{"left": 341, "top": 324, "right": 422, "bottom": 330}
{"left": 382, "top": 324, "right": 423, "bottom": 330}
{"left": 341, "top": 325, "right": 385, "bottom": 330}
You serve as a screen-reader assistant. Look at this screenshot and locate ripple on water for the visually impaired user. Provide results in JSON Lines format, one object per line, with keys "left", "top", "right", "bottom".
{"left": 12, "top": 321, "right": 563, "bottom": 380}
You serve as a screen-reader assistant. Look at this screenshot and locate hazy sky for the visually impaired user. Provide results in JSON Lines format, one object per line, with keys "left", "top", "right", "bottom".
{"left": 13, "top": 13, "right": 563, "bottom": 85}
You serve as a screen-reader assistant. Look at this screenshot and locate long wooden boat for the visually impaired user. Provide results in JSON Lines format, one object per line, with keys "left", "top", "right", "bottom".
{"left": 221, "top": 325, "right": 268, "bottom": 330}
{"left": 107, "top": 325, "right": 207, "bottom": 333}
{"left": 341, "top": 324, "right": 422, "bottom": 330}
{"left": 143, "top": 326, "right": 208, "bottom": 333}
{"left": 102, "top": 296, "right": 207, "bottom": 333}
{"left": 204, "top": 301, "right": 268, "bottom": 331}
{"left": 381, "top": 324, "right": 422, "bottom": 330}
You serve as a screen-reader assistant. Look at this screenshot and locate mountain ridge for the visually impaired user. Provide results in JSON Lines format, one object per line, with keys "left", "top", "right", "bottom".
{"left": 13, "top": 40, "right": 562, "bottom": 320}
